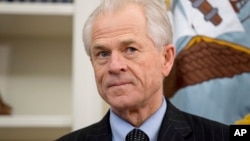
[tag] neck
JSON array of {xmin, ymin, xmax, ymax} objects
[{"xmin": 112, "ymin": 94, "xmax": 163, "ymax": 127}]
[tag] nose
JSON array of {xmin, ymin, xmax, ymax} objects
[{"xmin": 108, "ymin": 52, "xmax": 127, "ymax": 74}]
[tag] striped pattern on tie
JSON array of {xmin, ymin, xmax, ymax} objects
[{"xmin": 126, "ymin": 128, "xmax": 150, "ymax": 141}]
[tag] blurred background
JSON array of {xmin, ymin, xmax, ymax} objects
[
  {"xmin": 0, "ymin": 0, "xmax": 105, "ymax": 140},
  {"xmin": 163, "ymin": 0, "xmax": 250, "ymax": 126}
]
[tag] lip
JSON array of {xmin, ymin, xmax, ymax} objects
[{"xmin": 107, "ymin": 82, "xmax": 131, "ymax": 88}]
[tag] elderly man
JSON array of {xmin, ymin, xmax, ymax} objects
[{"xmin": 57, "ymin": 0, "xmax": 229, "ymax": 140}]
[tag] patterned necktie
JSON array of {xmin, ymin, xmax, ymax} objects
[{"xmin": 125, "ymin": 128, "xmax": 150, "ymax": 141}]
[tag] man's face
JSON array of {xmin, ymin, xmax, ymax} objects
[{"xmin": 90, "ymin": 4, "xmax": 172, "ymax": 112}]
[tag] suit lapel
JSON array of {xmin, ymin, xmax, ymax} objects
[
  {"xmin": 86, "ymin": 111, "xmax": 112, "ymax": 141},
  {"xmin": 158, "ymin": 99, "xmax": 192, "ymax": 141}
]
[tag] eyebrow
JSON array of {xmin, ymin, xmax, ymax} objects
[
  {"xmin": 91, "ymin": 38, "xmax": 138, "ymax": 53},
  {"xmin": 91, "ymin": 45, "xmax": 108, "ymax": 54},
  {"xmin": 120, "ymin": 39, "xmax": 136, "ymax": 46}
]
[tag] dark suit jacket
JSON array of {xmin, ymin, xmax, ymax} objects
[{"xmin": 57, "ymin": 98, "xmax": 229, "ymax": 141}]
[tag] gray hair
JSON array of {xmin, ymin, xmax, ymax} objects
[{"xmin": 83, "ymin": 0, "xmax": 173, "ymax": 56}]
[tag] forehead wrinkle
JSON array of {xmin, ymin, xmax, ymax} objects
[{"xmin": 92, "ymin": 24, "xmax": 140, "ymax": 40}]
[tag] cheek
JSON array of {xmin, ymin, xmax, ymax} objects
[
  {"xmin": 93, "ymin": 69, "xmax": 108, "ymax": 101},
  {"xmin": 144, "ymin": 54, "xmax": 162, "ymax": 73},
  {"xmin": 93, "ymin": 65, "xmax": 106, "ymax": 88},
  {"xmin": 143, "ymin": 57, "xmax": 163, "ymax": 83},
  {"xmin": 93, "ymin": 62, "xmax": 105, "ymax": 77}
]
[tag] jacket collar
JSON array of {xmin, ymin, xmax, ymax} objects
[
  {"xmin": 88, "ymin": 98, "xmax": 192, "ymax": 141},
  {"xmin": 157, "ymin": 98, "xmax": 192, "ymax": 140},
  {"xmin": 85, "ymin": 111, "xmax": 112, "ymax": 141}
]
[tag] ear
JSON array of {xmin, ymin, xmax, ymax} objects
[{"xmin": 161, "ymin": 44, "xmax": 175, "ymax": 76}]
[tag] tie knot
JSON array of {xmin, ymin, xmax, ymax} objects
[{"xmin": 126, "ymin": 128, "xmax": 150, "ymax": 141}]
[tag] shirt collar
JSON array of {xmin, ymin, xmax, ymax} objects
[{"xmin": 110, "ymin": 97, "xmax": 167, "ymax": 141}]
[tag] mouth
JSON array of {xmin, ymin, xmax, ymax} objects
[{"xmin": 107, "ymin": 82, "xmax": 132, "ymax": 88}]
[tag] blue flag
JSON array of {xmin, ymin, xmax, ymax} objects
[{"xmin": 163, "ymin": 0, "xmax": 250, "ymax": 124}]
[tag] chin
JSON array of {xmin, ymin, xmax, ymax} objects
[{"xmin": 110, "ymin": 100, "xmax": 140, "ymax": 112}]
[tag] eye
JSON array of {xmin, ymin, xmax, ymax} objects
[
  {"xmin": 127, "ymin": 47, "xmax": 137, "ymax": 53},
  {"xmin": 97, "ymin": 51, "xmax": 110, "ymax": 58}
]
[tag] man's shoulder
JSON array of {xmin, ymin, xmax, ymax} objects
[
  {"xmin": 181, "ymin": 110, "xmax": 229, "ymax": 139},
  {"xmin": 167, "ymin": 98, "xmax": 229, "ymax": 129},
  {"xmin": 56, "ymin": 112, "xmax": 111, "ymax": 141},
  {"xmin": 165, "ymin": 99, "xmax": 229, "ymax": 140},
  {"xmin": 56, "ymin": 122, "xmax": 102, "ymax": 141},
  {"xmin": 182, "ymin": 110, "xmax": 229, "ymax": 128}
]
